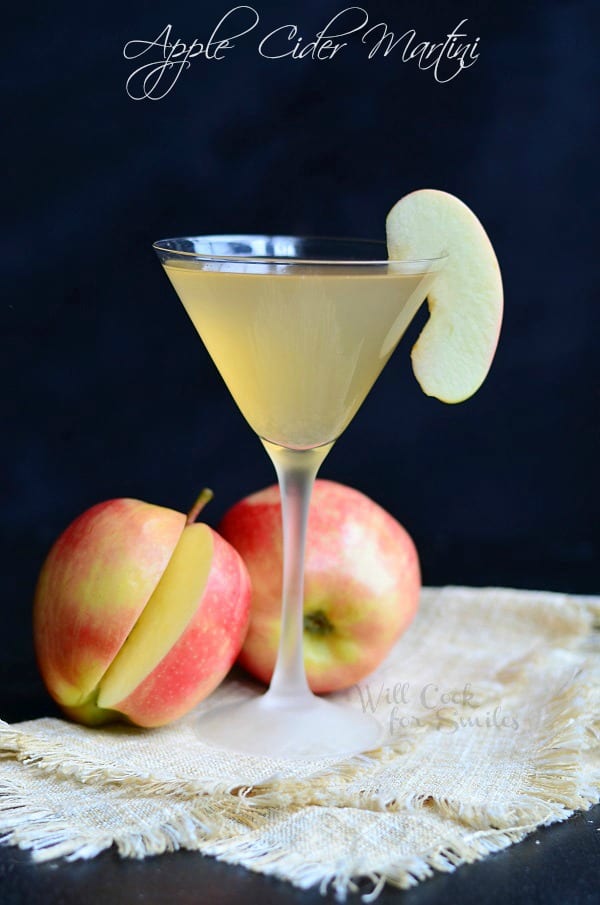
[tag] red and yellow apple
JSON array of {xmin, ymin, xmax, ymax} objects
[
  {"xmin": 219, "ymin": 480, "xmax": 420, "ymax": 693},
  {"xmin": 33, "ymin": 492, "xmax": 251, "ymax": 727}
]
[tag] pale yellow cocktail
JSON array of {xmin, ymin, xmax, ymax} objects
[{"xmin": 164, "ymin": 262, "xmax": 437, "ymax": 450}]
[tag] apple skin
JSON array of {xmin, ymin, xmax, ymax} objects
[
  {"xmin": 219, "ymin": 480, "xmax": 420, "ymax": 694},
  {"xmin": 33, "ymin": 498, "xmax": 186, "ymax": 713},
  {"xmin": 33, "ymin": 497, "xmax": 252, "ymax": 728}
]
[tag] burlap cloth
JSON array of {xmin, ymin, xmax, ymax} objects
[{"xmin": 1, "ymin": 586, "xmax": 599, "ymax": 899}]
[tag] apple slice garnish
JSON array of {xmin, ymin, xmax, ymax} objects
[{"xmin": 386, "ymin": 189, "xmax": 503, "ymax": 403}]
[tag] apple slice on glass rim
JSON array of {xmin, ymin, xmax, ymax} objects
[{"xmin": 386, "ymin": 189, "xmax": 504, "ymax": 403}]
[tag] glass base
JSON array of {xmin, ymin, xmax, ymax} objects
[{"xmin": 196, "ymin": 691, "xmax": 383, "ymax": 760}]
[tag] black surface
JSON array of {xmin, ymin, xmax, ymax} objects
[
  {"xmin": 3, "ymin": 804, "xmax": 597, "ymax": 905},
  {"xmin": 1, "ymin": 804, "xmax": 600, "ymax": 905}
]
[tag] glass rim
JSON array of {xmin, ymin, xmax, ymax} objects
[{"xmin": 152, "ymin": 234, "xmax": 449, "ymax": 268}]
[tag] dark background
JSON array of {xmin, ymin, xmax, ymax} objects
[{"xmin": 3, "ymin": 0, "xmax": 598, "ymax": 700}]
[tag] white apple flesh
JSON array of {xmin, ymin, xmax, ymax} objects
[{"xmin": 386, "ymin": 189, "xmax": 503, "ymax": 403}]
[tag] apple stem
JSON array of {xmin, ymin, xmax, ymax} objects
[{"xmin": 186, "ymin": 488, "xmax": 214, "ymax": 525}]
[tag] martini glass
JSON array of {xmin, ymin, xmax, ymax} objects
[{"xmin": 153, "ymin": 235, "xmax": 446, "ymax": 759}]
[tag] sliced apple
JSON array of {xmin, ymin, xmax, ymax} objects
[
  {"xmin": 92, "ymin": 523, "xmax": 250, "ymax": 728},
  {"xmin": 33, "ymin": 499, "xmax": 186, "ymax": 709},
  {"xmin": 386, "ymin": 189, "xmax": 503, "ymax": 403}
]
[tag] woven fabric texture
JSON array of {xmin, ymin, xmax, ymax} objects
[{"xmin": 1, "ymin": 586, "xmax": 598, "ymax": 899}]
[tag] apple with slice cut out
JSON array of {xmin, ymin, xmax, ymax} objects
[
  {"xmin": 33, "ymin": 491, "xmax": 251, "ymax": 727},
  {"xmin": 387, "ymin": 189, "xmax": 503, "ymax": 403}
]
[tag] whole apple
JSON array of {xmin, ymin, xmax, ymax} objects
[
  {"xmin": 33, "ymin": 492, "xmax": 251, "ymax": 728},
  {"xmin": 219, "ymin": 480, "xmax": 420, "ymax": 693}
]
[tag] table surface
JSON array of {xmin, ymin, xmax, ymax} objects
[{"xmin": 1, "ymin": 662, "xmax": 598, "ymax": 905}]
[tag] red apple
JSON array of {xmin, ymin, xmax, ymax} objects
[
  {"xmin": 33, "ymin": 491, "xmax": 251, "ymax": 727},
  {"xmin": 219, "ymin": 480, "xmax": 420, "ymax": 693}
]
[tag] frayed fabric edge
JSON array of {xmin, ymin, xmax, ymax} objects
[
  {"xmin": 0, "ymin": 586, "xmax": 598, "ymax": 900},
  {"xmin": 0, "ymin": 777, "xmax": 582, "ymax": 903},
  {"xmin": 198, "ymin": 810, "xmax": 575, "ymax": 902}
]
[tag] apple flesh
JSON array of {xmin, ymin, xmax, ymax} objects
[
  {"xmin": 34, "ymin": 494, "xmax": 251, "ymax": 728},
  {"xmin": 219, "ymin": 480, "xmax": 420, "ymax": 694},
  {"xmin": 386, "ymin": 189, "xmax": 503, "ymax": 403}
]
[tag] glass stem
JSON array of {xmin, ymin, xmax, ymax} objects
[{"xmin": 262, "ymin": 440, "xmax": 333, "ymax": 702}]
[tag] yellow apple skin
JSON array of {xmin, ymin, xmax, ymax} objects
[
  {"xmin": 219, "ymin": 480, "xmax": 421, "ymax": 694},
  {"xmin": 33, "ymin": 499, "xmax": 185, "ymax": 712}
]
